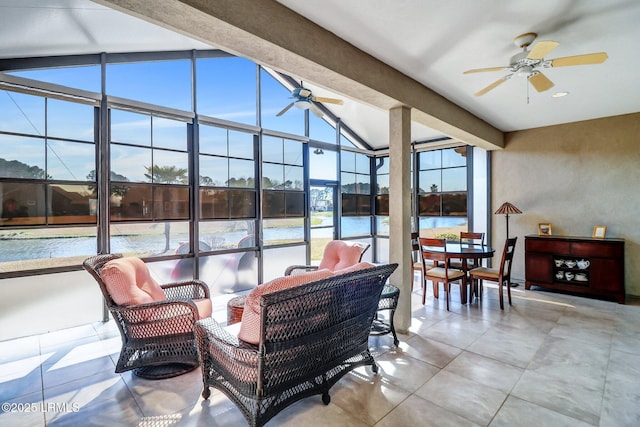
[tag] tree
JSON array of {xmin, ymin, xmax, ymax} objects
[
  {"xmin": 0, "ymin": 158, "xmax": 50, "ymax": 179},
  {"xmin": 144, "ymin": 165, "xmax": 188, "ymax": 184}
]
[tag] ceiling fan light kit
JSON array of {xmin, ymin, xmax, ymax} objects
[
  {"xmin": 464, "ymin": 32, "xmax": 608, "ymax": 97},
  {"xmin": 276, "ymin": 86, "xmax": 344, "ymax": 118}
]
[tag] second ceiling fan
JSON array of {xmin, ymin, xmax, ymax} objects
[
  {"xmin": 277, "ymin": 87, "xmax": 343, "ymax": 118},
  {"xmin": 464, "ymin": 32, "xmax": 608, "ymax": 96}
]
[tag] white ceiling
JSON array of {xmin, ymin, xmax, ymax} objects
[{"xmin": 2, "ymin": 0, "xmax": 639, "ymax": 148}]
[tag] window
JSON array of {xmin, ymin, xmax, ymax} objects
[
  {"xmin": 0, "ymin": 91, "xmax": 97, "ymax": 271},
  {"xmin": 261, "ymin": 135, "xmax": 304, "ymax": 219},
  {"xmin": 417, "ymin": 147, "xmax": 468, "ymax": 239},
  {"xmin": 341, "ymin": 150, "xmax": 371, "ymax": 237}
]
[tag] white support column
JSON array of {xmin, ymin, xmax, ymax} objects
[{"xmin": 388, "ymin": 106, "xmax": 412, "ymax": 333}]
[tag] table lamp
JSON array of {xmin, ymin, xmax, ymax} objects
[{"xmin": 495, "ymin": 202, "xmax": 522, "ymax": 239}]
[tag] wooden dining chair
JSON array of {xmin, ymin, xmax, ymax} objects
[
  {"xmin": 411, "ymin": 232, "xmax": 422, "ymax": 290},
  {"xmin": 419, "ymin": 237, "xmax": 466, "ymax": 310},
  {"xmin": 468, "ymin": 237, "xmax": 517, "ymax": 310},
  {"xmin": 449, "ymin": 231, "xmax": 485, "ymax": 269}
]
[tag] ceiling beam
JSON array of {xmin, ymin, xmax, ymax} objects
[{"xmin": 96, "ymin": 0, "xmax": 504, "ymax": 150}]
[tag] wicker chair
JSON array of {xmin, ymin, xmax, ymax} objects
[
  {"xmin": 284, "ymin": 240, "xmax": 370, "ymax": 276},
  {"xmin": 83, "ymin": 253, "xmax": 211, "ymax": 379},
  {"xmin": 195, "ymin": 263, "xmax": 398, "ymax": 427}
]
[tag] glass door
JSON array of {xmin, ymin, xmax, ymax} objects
[{"xmin": 309, "ymin": 183, "xmax": 337, "ymax": 263}]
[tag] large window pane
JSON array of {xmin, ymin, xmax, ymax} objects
[
  {"xmin": 355, "ymin": 153, "xmax": 370, "ymax": 174},
  {"xmin": 262, "ymin": 135, "xmax": 283, "ymax": 163},
  {"xmin": 111, "ymin": 184, "xmax": 152, "ymax": 221},
  {"xmin": 199, "ymin": 155, "xmax": 228, "ymax": 186},
  {"xmin": 47, "ymin": 99, "xmax": 94, "ymax": 141},
  {"xmin": 262, "ymin": 245, "xmax": 306, "ymax": 281},
  {"xmin": 442, "ymin": 168, "xmax": 467, "ymax": 192},
  {"xmin": 110, "ymin": 109, "xmax": 151, "ymax": 146},
  {"xmin": 196, "ymin": 57, "xmax": 257, "ymax": 126},
  {"xmin": 1, "ymin": 182, "xmax": 45, "ymax": 224},
  {"xmin": 419, "ymin": 194, "xmax": 441, "ymax": 216},
  {"xmin": 309, "ymin": 114, "xmax": 337, "ymax": 143},
  {"xmin": 419, "ymin": 170, "xmax": 441, "ymax": 193},
  {"xmin": 110, "ymin": 145, "xmax": 152, "ymax": 182},
  {"xmin": 0, "ymin": 91, "xmax": 45, "ymax": 135},
  {"xmin": 110, "ymin": 221, "xmax": 190, "ymax": 257},
  {"xmin": 260, "ymin": 69, "xmax": 304, "ymax": 135},
  {"xmin": 228, "ymin": 130, "xmax": 255, "ymax": 160},
  {"xmin": 420, "ymin": 150, "xmax": 441, "ymax": 170},
  {"xmin": 153, "ymin": 186, "xmax": 189, "ymax": 220},
  {"xmin": 228, "ymin": 159, "xmax": 254, "ymax": 187},
  {"xmin": 0, "ymin": 226, "xmax": 97, "ymax": 271},
  {"xmin": 199, "ymin": 220, "xmax": 256, "ymax": 250},
  {"xmin": 442, "ymin": 147, "xmax": 467, "ymax": 167},
  {"xmin": 152, "ymin": 117, "xmax": 186, "ymax": 151},
  {"xmin": 263, "ymin": 163, "xmax": 283, "ymax": 189},
  {"xmin": 283, "ymin": 165, "xmax": 303, "ymax": 190},
  {"xmin": 341, "ymin": 216, "xmax": 370, "ymax": 237},
  {"xmin": 310, "ymin": 147, "xmax": 337, "ymax": 180},
  {"xmin": 200, "ymin": 189, "xmax": 229, "ymax": 219},
  {"xmin": 151, "ymin": 150, "xmax": 189, "ymax": 183},
  {"xmin": 283, "ymin": 139, "xmax": 303, "ymax": 165},
  {"xmin": 262, "ymin": 218, "xmax": 304, "ymax": 245},
  {"xmin": 0, "ymin": 135, "xmax": 46, "ymax": 178},
  {"xmin": 199, "ymin": 252, "xmax": 258, "ymax": 296},
  {"xmin": 442, "ymin": 192, "xmax": 467, "ymax": 216},
  {"xmin": 107, "ymin": 60, "xmax": 191, "ymax": 111},
  {"xmin": 47, "ymin": 140, "xmax": 95, "ymax": 181},
  {"xmin": 199, "ymin": 125, "xmax": 227, "ymax": 155},
  {"xmin": 49, "ymin": 184, "xmax": 97, "ymax": 224}
]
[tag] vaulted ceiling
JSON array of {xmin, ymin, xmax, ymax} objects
[{"xmin": 2, "ymin": 0, "xmax": 638, "ymax": 150}]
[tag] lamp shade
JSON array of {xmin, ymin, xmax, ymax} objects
[{"xmin": 495, "ymin": 202, "xmax": 522, "ymax": 215}]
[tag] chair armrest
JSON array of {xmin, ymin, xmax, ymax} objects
[
  {"xmin": 161, "ymin": 279, "xmax": 210, "ymax": 300},
  {"xmin": 284, "ymin": 265, "xmax": 319, "ymax": 276},
  {"xmin": 112, "ymin": 299, "xmax": 200, "ymax": 337},
  {"xmin": 195, "ymin": 318, "xmax": 260, "ymax": 379}
]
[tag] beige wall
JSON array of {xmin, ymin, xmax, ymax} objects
[{"xmin": 492, "ymin": 112, "xmax": 640, "ymax": 297}]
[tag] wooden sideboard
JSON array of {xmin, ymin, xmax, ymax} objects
[{"xmin": 524, "ymin": 235, "xmax": 625, "ymax": 303}]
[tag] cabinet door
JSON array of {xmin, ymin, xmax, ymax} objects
[
  {"xmin": 589, "ymin": 258, "xmax": 624, "ymax": 292},
  {"xmin": 525, "ymin": 252, "xmax": 553, "ymax": 283}
]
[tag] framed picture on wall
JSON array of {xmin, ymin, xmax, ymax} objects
[
  {"xmin": 592, "ymin": 225, "xmax": 607, "ymax": 238},
  {"xmin": 538, "ymin": 223, "xmax": 552, "ymax": 236}
]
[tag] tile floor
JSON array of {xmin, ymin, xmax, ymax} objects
[{"xmin": 1, "ymin": 281, "xmax": 640, "ymax": 427}]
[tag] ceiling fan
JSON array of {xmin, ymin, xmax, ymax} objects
[
  {"xmin": 276, "ymin": 87, "xmax": 343, "ymax": 118},
  {"xmin": 463, "ymin": 32, "xmax": 608, "ymax": 97}
]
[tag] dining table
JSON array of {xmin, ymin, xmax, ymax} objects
[{"xmin": 420, "ymin": 241, "xmax": 495, "ymax": 304}]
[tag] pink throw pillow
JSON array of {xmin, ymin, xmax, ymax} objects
[
  {"xmin": 238, "ymin": 269, "xmax": 333, "ymax": 344},
  {"xmin": 102, "ymin": 257, "xmax": 166, "ymax": 306}
]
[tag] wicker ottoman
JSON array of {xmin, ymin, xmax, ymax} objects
[{"xmin": 227, "ymin": 295, "xmax": 246, "ymax": 325}]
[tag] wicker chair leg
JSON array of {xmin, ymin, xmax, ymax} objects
[
  {"xmin": 202, "ymin": 386, "xmax": 211, "ymax": 400},
  {"xmin": 322, "ymin": 391, "xmax": 331, "ymax": 405}
]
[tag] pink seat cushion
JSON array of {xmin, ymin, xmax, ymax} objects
[
  {"xmin": 102, "ymin": 257, "xmax": 166, "ymax": 306},
  {"xmin": 318, "ymin": 240, "xmax": 365, "ymax": 271},
  {"xmin": 193, "ymin": 298, "xmax": 213, "ymax": 319},
  {"xmin": 238, "ymin": 269, "xmax": 333, "ymax": 344}
]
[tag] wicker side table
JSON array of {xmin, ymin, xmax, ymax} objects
[
  {"xmin": 227, "ymin": 295, "xmax": 247, "ymax": 325},
  {"xmin": 370, "ymin": 284, "xmax": 400, "ymax": 346}
]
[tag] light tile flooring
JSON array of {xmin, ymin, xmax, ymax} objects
[{"xmin": 2, "ymin": 282, "xmax": 640, "ymax": 427}]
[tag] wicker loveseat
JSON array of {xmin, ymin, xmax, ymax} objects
[{"xmin": 195, "ymin": 262, "xmax": 398, "ymax": 427}]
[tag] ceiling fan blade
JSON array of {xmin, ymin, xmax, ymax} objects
[
  {"xmin": 527, "ymin": 40, "xmax": 559, "ymax": 60},
  {"xmin": 474, "ymin": 76, "xmax": 509, "ymax": 96},
  {"xmin": 550, "ymin": 52, "xmax": 608, "ymax": 67},
  {"xmin": 463, "ymin": 66, "xmax": 509, "ymax": 74},
  {"xmin": 313, "ymin": 96, "xmax": 344, "ymax": 105},
  {"xmin": 528, "ymin": 71, "xmax": 555, "ymax": 92},
  {"xmin": 309, "ymin": 102, "xmax": 324, "ymax": 118},
  {"xmin": 276, "ymin": 102, "xmax": 295, "ymax": 116}
]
